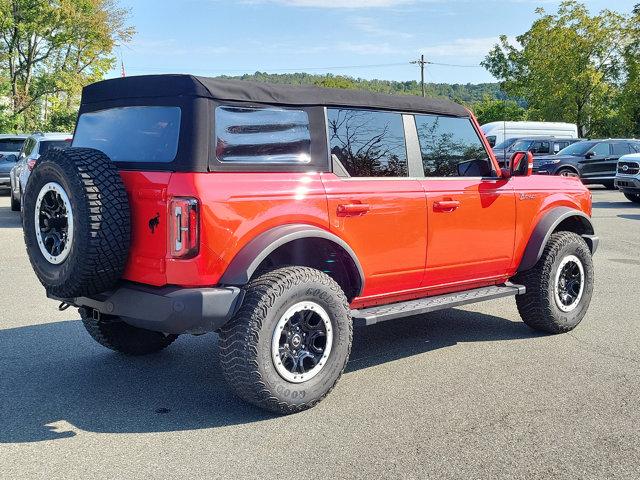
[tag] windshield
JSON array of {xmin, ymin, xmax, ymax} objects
[
  {"xmin": 0, "ymin": 139, "xmax": 25, "ymax": 152},
  {"xmin": 510, "ymin": 140, "xmax": 534, "ymax": 151},
  {"xmin": 557, "ymin": 141, "xmax": 596, "ymax": 156},
  {"xmin": 493, "ymin": 138, "xmax": 518, "ymax": 150}
]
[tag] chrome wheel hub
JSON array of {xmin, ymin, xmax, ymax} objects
[
  {"xmin": 554, "ymin": 255, "xmax": 584, "ymax": 312},
  {"xmin": 271, "ymin": 301, "xmax": 333, "ymax": 383},
  {"xmin": 35, "ymin": 182, "xmax": 74, "ymax": 264}
]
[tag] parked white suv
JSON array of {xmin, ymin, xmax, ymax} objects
[
  {"xmin": 615, "ymin": 153, "xmax": 640, "ymax": 203},
  {"xmin": 10, "ymin": 132, "xmax": 71, "ymax": 211}
]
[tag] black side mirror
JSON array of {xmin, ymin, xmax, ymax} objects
[{"xmin": 584, "ymin": 151, "xmax": 595, "ymax": 159}]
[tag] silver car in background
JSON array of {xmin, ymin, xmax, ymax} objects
[
  {"xmin": 0, "ymin": 134, "xmax": 28, "ymax": 193},
  {"xmin": 615, "ymin": 153, "xmax": 640, "ymax": 204},
  {"xmin": 10, "ymin": 132, "xmax": 72, "ymax": 211}
]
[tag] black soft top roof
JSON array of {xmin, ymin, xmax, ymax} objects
[{"xmin": 81, "ymin": 74, "xmax": 469, "ymax": 117}]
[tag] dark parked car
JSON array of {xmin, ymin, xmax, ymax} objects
[
  {"xmin": 494, "ymin": 137, "xmax": 580, "ymax": 166},
  {"xmin": 533, "ymin": 139, "xmax": 640, "ymax": 188}
]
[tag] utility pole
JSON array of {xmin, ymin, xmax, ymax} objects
[{"xmin": 410, "ymin": 54, "xmax": 426, "ymax": 97}]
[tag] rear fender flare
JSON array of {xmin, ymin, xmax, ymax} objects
[
  {"xmin": 517, "ymin": 207, "xmax": 596, "ymax": 272},
  {"xmin": 219, "ymin": 224, "xmax": 365, "ymax": 296}
]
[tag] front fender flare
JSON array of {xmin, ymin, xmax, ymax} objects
[
  {"xmin": 517, "ymin": 207, "xmax": 596, "ymax": 272},
  {"xmin": 219, "ymin": 224, "xmax": 365, "ymax": 295}
]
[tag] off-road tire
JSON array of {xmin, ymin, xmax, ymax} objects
[
  {"xmin": 10, "ymin": 185, "xmax": 20, "ymax": 211},
  {"xmin": 513, "ymin": 232, "xmax": 594, "ymax": 334},
  {"xmin": 80, "ymin": 307, "xmax": 178, "ymax": 355},
  {"xmin": 624, "ymin": 192, "xmax": 640, "ymax": 204},
  {"xmin": 218, "ymin": 267, "xmax": 353, "ymax": 414},
  {"xmin": 23, "ymin": 148, "xmax": 130, "ymax": 298}
]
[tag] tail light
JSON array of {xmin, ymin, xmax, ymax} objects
[
  {"xmin": 169, "ymin": 197, "xmax": 199, "ymax": 258},
  {"xmin": 27, "ymin": 159, "xmax": 37, "ymax": 171}
]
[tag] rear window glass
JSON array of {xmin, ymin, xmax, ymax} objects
[
  {"xmin": 215, "ymin": 106, "xmax": 311, "ymax": 164},
  {"xmin": 73, "ymin": 106, "xmax": 181, "ymax": 163},
  {"xmin": 0, "ymin": 139, "xmax": 25, "ymax": 152},
  {"xmin": 39, "ymin": 140, "xmax": 71, "ymax": 156}
]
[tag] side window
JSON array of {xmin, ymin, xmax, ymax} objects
[
  {"xmin": 535, "ymin": 141, "xmax": 550, "ymax": 154},
  {"xmin": 20, "ymin": 138, "xmax": 34, "ymax": 158},
  {"xmin": 327, "ymin": 108, "xmax": 408, "ymax": 177},
  {"xmin": 589, "ymin": 142, "xmax": 611, "ymax": 157},
  {"xmin": 415, "ymin": 114, "xmax": 492, "ymax": 177},
  {"xmin": 215, "ymin": 105, "xmax": 311, "ymax": 164},
  {"xmin": 612, "ymin": 143, "xmax": 632, "ymax": 156}
]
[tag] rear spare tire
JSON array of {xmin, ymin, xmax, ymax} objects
[{"xmin": 23, "ymin": 147, "xmax": 130, "ymax": 298}]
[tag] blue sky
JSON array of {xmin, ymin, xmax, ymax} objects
[{"xmin": 113, "ymin": 0, "xmax": 638, "ymax": 84}]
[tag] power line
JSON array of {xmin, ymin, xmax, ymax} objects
[
  {"xmin": 122, "ymin": 62, "xmax": 411, "ymax": 75},
  {"xmin": 427, "ymin": 61, "xmax": 483, "ymax": 68}
]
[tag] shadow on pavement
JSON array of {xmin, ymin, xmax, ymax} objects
[
  {"xmin": 618, "ymin": 214, "xmax": 640, "ymax": 221},
  {"xmin": 592, "ymin": 201, "xmax": 637, "ymax": 210},
  {"xmin": 0, "ymin": 308, "xmax": 539, "ymax": 443},
  {"xmin": 0, "ymin": 204, "xmax": 21, "ymax": 228}
]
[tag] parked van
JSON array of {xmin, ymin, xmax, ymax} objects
[{"xmin": 482, "ymin": 121, "xmax": 578, "ymax": 147}]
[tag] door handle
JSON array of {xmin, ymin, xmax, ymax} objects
[
  {"xmin": 433, "ymin": 200, "xmax": 461, "ymax": 212},
  {"xmin": 337, "ymin": 203, "xmax": 370, "ymax": 216}
]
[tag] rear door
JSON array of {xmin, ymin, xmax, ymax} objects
[
  {"xmin": 322, "ymin": 108, "xmax": 427, "ymax": 299},
  {"xmin": 609, "ymin": 143, "xmax": 635, "ymax": 176},
  {"xmin": 411, "ymin": 114, "xmax": 516, "ymax": 288}
]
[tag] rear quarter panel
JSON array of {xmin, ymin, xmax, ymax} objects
[{"xmin": 166, "ymin": 172, "xmax": 330, "ymax": 287}]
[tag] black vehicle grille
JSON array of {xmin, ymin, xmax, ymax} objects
[{"xmin": 618, "ymin": 161, "xmax": 640, "ymax": 175}]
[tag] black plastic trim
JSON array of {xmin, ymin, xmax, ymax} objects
[
  {"xmin": 219, "ymin": 224, "xmax": 365, "ymax": 295},
  {"xmin": 518, "ymin": 207, "xmax": 596, "ymax": 272},
  {"xmin": 50, "ymin": 282, "xmax": 244, "ymax": 334}
]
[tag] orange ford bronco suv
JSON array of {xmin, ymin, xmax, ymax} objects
[{"xmin": 22, "ymin": 75, "xmax": 598, "ymax": 413}]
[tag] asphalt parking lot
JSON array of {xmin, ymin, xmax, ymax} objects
[{"xmin": 0, "ymin": 188, "xmax": 638, "ymax": 480}]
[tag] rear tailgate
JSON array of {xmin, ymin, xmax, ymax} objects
[{"xmin": 119, "ymin": 171, "xmax": 171, "ymax": 286}]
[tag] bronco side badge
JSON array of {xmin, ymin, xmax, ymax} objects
[{"xmin": 149, "ymin": 213, "xmax": 160, "ymax": 234}]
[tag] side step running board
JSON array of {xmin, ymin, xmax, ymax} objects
[{"xmin": 351, "ymin": 283, "xmax": 526, "ymax": 327}]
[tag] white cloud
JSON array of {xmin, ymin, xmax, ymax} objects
[
  {"xmin": 419, "ymin": 36, "xmax": 517, "ymax": 58},
  {"xmin": 338, "ymin": 41, "xmax": 399, "ymax": 55},
  {"xmin": 350, "ymin": 16, "xmax": 413, "ymax": 38}
]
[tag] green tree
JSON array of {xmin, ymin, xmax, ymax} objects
[
  {"xmin": 482, "ymin": 1, "xmax": 630, "ymax": 137},
  {"xmin": 314, "ymin": 75, "xmax": 358, "ymax": 90},
  {"xmin": 0, "ymin": 0, "xmax": 134, "ymax": 132},
  {"xmin": 471, "ymin": 96, "xmax": 526, "ymax": 125},
  {"xmin": 617, "ymin": 4, "xmax": 640, "ymax": 137}
]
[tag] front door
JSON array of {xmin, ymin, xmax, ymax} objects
[
  {"xmin": 579, "ymin": 142, "xmax": 614, "ymax": 181},
  {"xmin": 411, "ymin": 114, "xmax": 516, "ymax": 289}
]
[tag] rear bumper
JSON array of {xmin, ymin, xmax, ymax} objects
[{"xmin": 51, "ymin": 282, "xmax": 244, "ymax": 334}]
